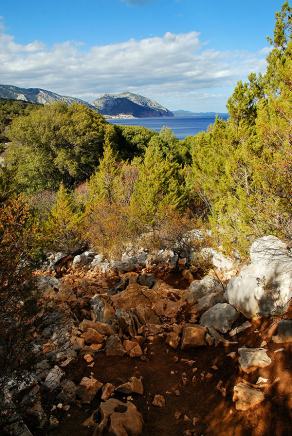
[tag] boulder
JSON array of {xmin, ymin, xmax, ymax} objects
[
  {"xmin": 233, "ymin": 382, "xmax": 265, "ymax": 411},
  {"xmin": 196, "ymin": 292, "xmax": 226, "ymax": 312},
  {"xmin": 238, "ymin": 348, "xmax": 272, "ymax": 373},
  {"xmin": 200, "ymin": 248, "xmax": 235, "ymax": 272},
  {"xmin": 181, "ymin": 325, "xmax": 207, "ymax": 349},
  {"xmin": 200, "ymin": 303, "xmax": 239, "ymax": 333},
  {"xmin": 188, "ymin": 276, "xmax": 223, "ymax": 301},
  {"xmin": 95, "ymin": 398, "xmax": 143, "ymax": 436},
  {"xmin": 187, "ymin": 275, "xmax": 226, "ymax": 311},
  {"xmin": 226, "ymin": 236, "xmax": 292, "ymax": 318}
]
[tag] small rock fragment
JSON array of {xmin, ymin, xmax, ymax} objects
[
  {"xmin": 152, "ymin": 394, "xmax": 166, "ymax": 408},
  {"xmin": 77, "ymin": 377, "xmax": 103, "ymax": 404},
  {"xmin": 106, "ymin": 335, "xmax": 126, "ymax": 357},
  {"xmin": 101, "ymin": 383, "xmax": 115, "ymax": 401},
  {"xmin": 116, "ymin": 377, "xmax": 144, "ymax": 395},
  {"xmin": 233, "ymin": 382, "xmax": 265, "ymax": 411},
  {"xmin": 181, "ymin": 325, "xmax": 207, "ymax": 349},
  {"xmin": 238, "ymin": 348, "xmax": 271, "ymax": 373},
  {"xmin": 44, "ymin": 366, "xmax": 65, "ymax": 391}
]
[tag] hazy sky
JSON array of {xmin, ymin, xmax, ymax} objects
[{"xmin": 0, "ymin": 0, "xmax": 284, "ymax": 111}]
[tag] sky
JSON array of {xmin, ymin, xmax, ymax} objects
[{"xmin": 0, "ymin": 0, "xmax": 284, "ymax": 112}]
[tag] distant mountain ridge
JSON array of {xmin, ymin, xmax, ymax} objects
[
  {"xmin": 93, "ymin": 92, "xmax": 174, "ymax": 118},
  {"xmin": 0, "ymin": 85, "xmax": 225, "ymax": 119},
  {"xmin": 0, "ymin": 84, "xmax": 96, "ymax": 110},
  {"xmin": 173, "ymin": 110, "xmax": 228, "ymax": 118}
]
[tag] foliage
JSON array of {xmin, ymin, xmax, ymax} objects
[
  {"xmin": 130, "ymin": 142, "xmax": 187, "ymax": 226},
  {"xmin": 0, "ymin": 98, "xmax": 38, "ymax": 145},
  {"xmin": 0, "ymin": 196, "xmax": 39, "ymax": 368},
  {"xmin": 43, "ymin": 183, "xmax": 84, "ymax": 253},
  {"xmin": 5, "ymin": 102, "xmax": 107, "ymax": 192}
]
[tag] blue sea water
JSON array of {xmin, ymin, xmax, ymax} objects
[{"xmin": 108, "ymin": 115, "xmax": 229, "ymax": 140}]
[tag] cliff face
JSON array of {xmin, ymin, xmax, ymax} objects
[
  {"xmin": 93, "ymin": 92, "xmax": 174, "ymax": 117},
  {"xmin": 0, "ymin": 84, "xmax": 96, "ymax": 110}
]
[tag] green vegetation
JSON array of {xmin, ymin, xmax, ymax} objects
[{"xmin": 0, "ymin": 2, "xmax": 291, "ymax": 258}]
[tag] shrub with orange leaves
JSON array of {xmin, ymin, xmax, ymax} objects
[{"xmin": 0, "ymin": 195, "xmax": 39, "ymax": 369}]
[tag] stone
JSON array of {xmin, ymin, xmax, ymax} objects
[
  {"xmin": 83, "ymin": 354, "xmax": 94, "ymax": 363},
  {"xmin": 146, "ymin": 249, "xmax": 178, "ymax": 269},
  {"xmin": 79, "ymin": 319, "xmax": 114, "ymax": 336},
  {"xmin": 71, "ymin": 336, "xmax": 85, "ymax": 350},
  {"xmin": 72, "ymin": 251, "xmax": 95, "ymax": 268},
  {"xmin": 37, "ymin": 275, "xmax": 60, "ymax": 292},
  {"xmin": 81, "ymin": 328, "xmax": 104, "ymax": 345},
  {"xmin": 77, "ymin": 377, "xmax": 103, "ymax": 404},
  {"xmin": 58, "ymin": 380, "xmax": 77, "ymax": 403},
  {"xmin": 200, "ymin": 248, "xmax": 235, "ymax": 272},
  {"xmin": 187, "ymin": 275, "xmax": 223, "ymax": 302},
  {"xmin": 166, "ymin": 331, "xmax": 181, "ymax": 349},
  {"xmin": 116, "ymin": 377, "xmax": 144, "ymax": 395},
  {"xmin": 229, "ymin": 321, "xmax": 252, "ymax": 337},
  {"xmin": 89, "ymin": 343, "xmax": 103, "ymax": 351},
  {"xmin": 96, "ymin": 398, "xmax": 143, "ymax": 435},
  {"xmin": 101, "ymin": 383, "xmax": 115, "ymax": 401},
  {"xmin": 137, "ymin": 273, "xmax": 156, "ymax": 288},
  {"xmin": 49, "ymin": 416, "xmax": 60, "ymax": 428},
  {"xmin": 91, "ymin": 294, "xmax": 116, "ymax": 323},
  {"xmin": 123, "ymin": 340, "xmax": 143, "ymax": 357},
  {"xmin": 196, "ymin": 292, "xmax": 226, "ymax": 312},
  {"xmin": 44, "ymin": 366, "xmax": 65, "ymax": 391},
  {"xmin": 238, "ymin": 348, "xmax": 272, "ymax": 373},
  {"xmin": 200, "ymin": 303, "xmax": 239, "ymax": 333},
  {"xmin": 152, "ymin": 394, "xmax": 166, "ymax": 408},
  {"xmin": 233, "ymin": 382, "xmax": 265, "ymax": 411},
  {"xmin": 181, "ymin": 325, "xmax": 207, "ymax": 349},
  {"xmin": 272, "ymin": 319, "xmax": 292, "ymax": 343},
  {"xmin": 106, "ymin": 335, "xmax": 126, "ymax": 357},
  {"xmin": 227, "ymin": 236, "xmax": 292, "ymax": 318}
]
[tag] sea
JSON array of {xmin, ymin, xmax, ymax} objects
[{"xmin": 108, "ymin": 114, "xmax": 229, "ymax": 140}]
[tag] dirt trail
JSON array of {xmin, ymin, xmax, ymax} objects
[{"xmin": 48, "ymin": 323, "xmax": 291, "ymax": 436}]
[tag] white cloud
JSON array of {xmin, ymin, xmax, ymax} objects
[{"xmin": 0, "ymin": 25, "xmax": 268, "ymax": 111}]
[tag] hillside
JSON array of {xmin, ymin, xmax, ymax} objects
[
  {"xmin": 93, "ymin": 92, "xmax": 174, "ymax": 118},
  {"xmin": 0, "ymin": 84, "xmax": 96, "ymax": 110}
]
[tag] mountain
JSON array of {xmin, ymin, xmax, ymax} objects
[
  {"xmin": 93, "ymin": 92, "xmax": 174, "ymax": 118},
  {"xmin": 0, "ymin": 84, "xmax": 96, "ymax": 110},
  {"xmin": 173, "ymin": 110, "xmax": 228, "ymax": 118}
]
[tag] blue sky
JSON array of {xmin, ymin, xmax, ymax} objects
[{"xmin": 0, "ymin": 0, "xmax": 284, "ymax": 111}]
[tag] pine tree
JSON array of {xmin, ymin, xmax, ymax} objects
[
  {"xmin": 130, "ymin": 143, "xmax": 186, "ymax": 226},
  {"xmin": 44, "ymin": 183, "xmax": 82, "ymax": 252},
  {"xmin": 87, "ymin": 143, "xmax": 119, "ymax": 205}
]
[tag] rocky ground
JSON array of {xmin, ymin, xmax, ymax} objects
[{"xmin": 0, "ymin": 235, "xmax": 291, "ymax": 436}]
